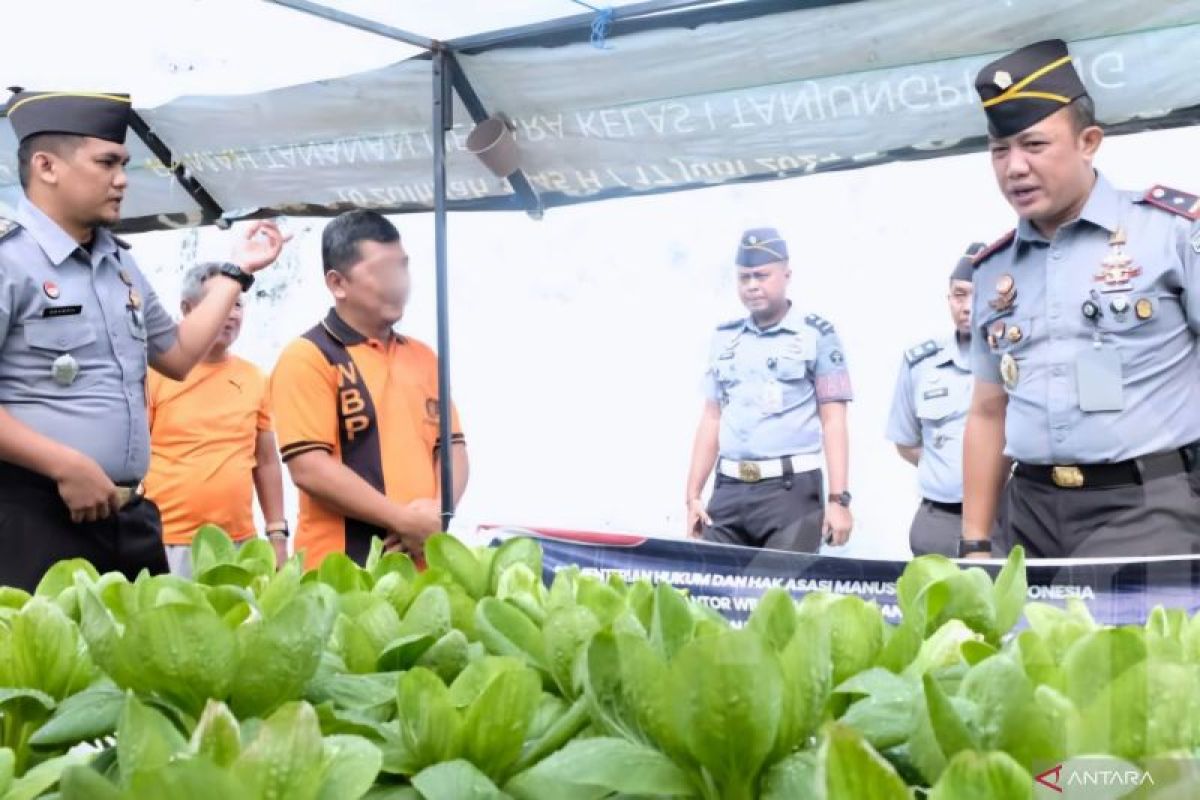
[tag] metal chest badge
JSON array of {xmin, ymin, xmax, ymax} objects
[
  {"xmin": 989, "ymin": 274, "xmax": 1017, "ymax": 312},
  {"xmin": 51, "ymin": 353, "xmax": 79, "ymax": 386},
  {"xmin": 1094, "ymin": 227, "xmax": 1141, "ymax": 292},
  {"xmin": 1000, "ymin": 353, "xmax": 1019, "ymax": 390}
]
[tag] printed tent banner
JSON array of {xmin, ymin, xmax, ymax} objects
[
  {"xmin": 2, "ymin": 0, "xmax": 1199, "ymax": 232},
  {"xmin": 486, "ymin": 526, "xmax": 1200, "ymax": 627}
]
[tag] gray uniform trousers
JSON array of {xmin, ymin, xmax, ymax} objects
[
  {"xmin": 702, "ymin": 467, "xmax": 825, "ymax": 552},
  {"xmin": 1006, "ymin": 446, "xmax": 1200, "ymax": 558},
  {"xmin": 910, "ymin": 489, "xmax": 1008, "ymax": 558},
  {"xmin": 909, "ymin": 500, "xmax": 964, "ymax": 557}
]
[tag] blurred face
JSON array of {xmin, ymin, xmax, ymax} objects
[
  {"xmin": 33, "ymin": 137, "xmax": 129, "ymax": 228},
  {"xmin": 736, "ymin": 261, "xmax": 790, "ymax": 318},
  {"xmin": 988, "ymin": 107, "xmax": 1102, "ymax": 234},
  {"xmin": 327, "ymin": 240, "xmax": 410, "ymax": 328},
  {"xmin": 182, "ymin": 280, "xmax": 243, "ymax": 352},
  {"xmin": 948, "ymin": 279, "xmax": 973, "ymax": 336}
]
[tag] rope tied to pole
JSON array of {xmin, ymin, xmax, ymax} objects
[{"xmin": 567, "ymin": 0, "xmax": 615, "ymax": 49}]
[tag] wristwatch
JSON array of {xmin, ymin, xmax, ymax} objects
[
  {"xmin": 827, "ymin": 491, "xmax": 852, "ymax": 508},
  {"xmin": 957, "ymin": 538, "xmax": 992, "ymax": 557},
  {"xmin": 265, "ymin": 520, "xmax": 289, "ymax": 539},
  {"xmin": 217, "ymin": 262, "xmax": 255, "ymax": 292}
]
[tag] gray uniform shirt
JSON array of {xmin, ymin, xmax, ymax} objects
[
  {"xmin": 705, "ymin": 303, "xmax": 853, "ymax": 460},
  {"xmin": 886, "ymin": 334, "xmax": 972, "ymax": 503},
  {"xmin": 971, "ymin": 173, "xmax": 1200, "ymax": 464},
  {"xmin": 0, "ymin": 197, "xmax": 178, "ymax": 483}
]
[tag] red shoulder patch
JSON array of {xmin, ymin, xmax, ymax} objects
[
  {"xmin": 972, "ymin": 229, "xmax": 1016, "ymax": 267},
  {"xmin": 1142, "ymin": 185, "xmax": 1200, "ymax": 221}
]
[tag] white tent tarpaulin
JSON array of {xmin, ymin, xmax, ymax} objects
[{"xmin": 2, "ymin": 0, "xmax": 1199, "ymax": 232}]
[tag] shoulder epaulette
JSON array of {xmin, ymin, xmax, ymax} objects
[
  {"xmin": 804, "ymin": 313, "xmax": 835, "ymax": 336},
  {"xmin": 1140, "ymin": 185, "xmax": 1200, "ymax": 221},
  {"xmin": 0, "ymin": 217, "xmax": 21, "ymax": 243},
  {"xmin": 112, "ymin": 234, "xmax": 132, "ymax": 250},
  {"xmin": 972, "ymin": 229, "xmax": 1016, "ymax": 267},
  {"xmin": 715, "ymin": 317, "xmax": 743, "ymax": 331},
  {"xmin": 904, "ymin": 339, "xmax": 941, "ymax": 366}
]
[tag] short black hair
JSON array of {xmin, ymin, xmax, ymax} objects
[
  {"xmin": 1066, "ymin": 95, "xmax": 1097, "ymax": 133},
  {"xmin": 321, "ymin": 209, "xmax": 400, "ymax": 274},
  {"xmin": 16, "ymin": 133, "xmax": 84, "ymax": 189}
]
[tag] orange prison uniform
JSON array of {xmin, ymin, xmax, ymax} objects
[
  {"xmin": 145, "ymin": 355, "xmax": 271, "ymax": 545},
  {"xmin": 270, "ymin": 310, "xmax": 463, "ymax": 570}
]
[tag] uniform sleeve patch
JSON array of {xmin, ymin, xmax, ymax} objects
[{"xmin": 815, "ymin": 372, "xmax": 853, "ymax": 403}]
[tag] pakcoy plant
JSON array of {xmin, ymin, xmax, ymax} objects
[{"xmin": 1, "ymin": 526, "xmax": 1199, "ymax": 798}]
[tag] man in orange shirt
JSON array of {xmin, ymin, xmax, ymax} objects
[
  {"xmin": 271, "ymin": 210, "xmax": 467, "ymax": 569},
  {"xmin": 145, "ymin": 262, "xmax": 288, "ymax": 576}
]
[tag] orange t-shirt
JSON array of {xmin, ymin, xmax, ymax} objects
[
  {"xmin": 270, "ymin": 310, "xmax": 463, "ymax": 570},
  {"xmin": 145, "ymin": 355, "xmax": 272, "ymax": 545}
]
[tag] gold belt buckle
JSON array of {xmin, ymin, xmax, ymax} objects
[
  {"xmin": 114, "ymin": 484, "xmax": 144, "ymax": 508},
  {"xmin": 737, "ymin": 461, "xmax": 762, "ymax": 482},
  {"xmin": 1051, "ymin": 466, "xmax": 1085, "ymax": 488}
]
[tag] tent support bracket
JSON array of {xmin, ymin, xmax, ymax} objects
[
  {"xmin": 127, "ymin": 111, "xmax": 228, "ymax": 228},
  {"xmin": 446, "ymin": 51, "xmax": 544, "ymax": 220}
]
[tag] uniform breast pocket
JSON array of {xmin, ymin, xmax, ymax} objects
[
  {"xmin": 1095, "ymin": 293, "xmax": 1154, "ymax": 340},
  {"xmin": 771, "ymin": 355, "xmax": 815, "ymax": 411},
  {"xmin": 916, "ymin": 382, "xmax": 957, "ymax": 421},
  {"xmin": 713, "ymin": 358, "xmax": 739, "ymax": 387},
  {"xmin": 773, "ymin": 354, "xmax": 810, "ymax": 382},
  {"xmin": 23, "ymin": 317, "xmax": 97, "ymax": 355}
]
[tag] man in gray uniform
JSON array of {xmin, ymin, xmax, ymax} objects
[
  {"xmin": 887, "ymin": 243, "xmax": 984, "ymax": 556},
  {"xmin": 961, "ymin": 40, "xmax": 1200, "ymax": 560},
  {"xmin": 685, "ymin": 227, "xmax": 853, "ymax": 552},
  {"xmin": 0, "ymin": 90, "xmax": 285, "ymax": 589}
]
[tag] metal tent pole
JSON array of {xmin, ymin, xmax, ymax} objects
[
  {"xmin": 264, "ymin": 0, "xmax": 436, "ymax": 50},
  {"xmin": 432, "ymin": 47, "xmax": 455, "ymax": 527}
]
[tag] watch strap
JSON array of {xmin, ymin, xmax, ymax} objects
[
  {"xmin": 218, "ymin": 262, "xmax": 255, "ymax": 292},
  {"xmin": 957, "ymin": 538, "xmax": 992, "ymax": 557}
]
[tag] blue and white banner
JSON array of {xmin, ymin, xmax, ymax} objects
[{"xmin": 490, "ymin": 527, "xmax": 1200, "ymax": 627}]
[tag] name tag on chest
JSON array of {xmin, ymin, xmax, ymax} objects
[
  {"xmin": 42, "ymin": 305, "xmax": 83, "ymax": 318},
  {"xmin": 922, "ymin": 387, "xmax": 949, "ymax": 400}
]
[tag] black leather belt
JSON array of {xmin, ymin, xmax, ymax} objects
[
  {"xmin": 923, "ymin": 498, "xmax": 963, "ymax": 514},
  {"xmin": 1014, "ymin": 442, "xmax": 1200, "ymax": 489},
  {"xmin": 0, "ymin": 462, "xmax": 142, "ymax": 506}
]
